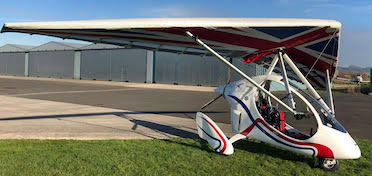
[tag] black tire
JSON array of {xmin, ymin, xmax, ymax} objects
[{"xmin": 318, "ymin": 158, "xmax": 340, "ymax": 171}]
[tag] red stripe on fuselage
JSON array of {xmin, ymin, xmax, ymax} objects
[
  {"xmin": 240, "ymin": 123, "xmax": 255, "ymax": 136},
  {"xmin": 240, "ymin": 118, "xmax": 334, "ymax": 158}
]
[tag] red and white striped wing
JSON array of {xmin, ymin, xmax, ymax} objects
[{"xmin": 1, "ymin": 18, "xmax": 341, "ymax": 88}]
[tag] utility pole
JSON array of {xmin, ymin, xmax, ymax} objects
[{"xmin": 370, "ymin": 68, "xmax": 372, "ymax": 94}]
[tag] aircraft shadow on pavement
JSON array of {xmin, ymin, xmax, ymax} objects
[
  {"xmin": 0, "ymin": 111, "xmax": 226, "ymax": 122},
  {"xmin": 121, "ymin": 111, "xmax": 227, "ymax": 119},
  {"xmin": 126, "ymin": 118, "xmax": 198, "ymax": 138},
  {"xmin": 0, "ymin": 111, "xmax": 202, "ymax": 139},
  {"xmin": 0, "ymin": 112, "xmax": 125, "ymax": 121}
]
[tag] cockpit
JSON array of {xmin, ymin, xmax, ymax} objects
[{"xmin": 256, "ymin": 77, "xmax": 347, "ymax": 140}]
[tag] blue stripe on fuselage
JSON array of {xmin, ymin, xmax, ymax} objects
[{"xmin": 228, "ymin": 95, "xmax": 316, "ymax": 157}]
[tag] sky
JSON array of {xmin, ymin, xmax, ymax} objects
[{"xmin": 0, "ymin": 0, "xmax": 371, "ymax": 67}]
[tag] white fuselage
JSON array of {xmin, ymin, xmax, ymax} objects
[{"xmin": 215, "ymin": 75, "xmax": 361, "ymax": 159}]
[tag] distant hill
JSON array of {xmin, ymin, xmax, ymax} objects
[{"xmin": 338, "ymin": 65, "xmax": 371, "ymax": 74}]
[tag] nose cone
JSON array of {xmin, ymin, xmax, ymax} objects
[
  {"xmin": 337, "ymin": 136, "xmax": 361, "ymax": 159},
  {"xmin": 350, "ymin": 143, "xmax": 361, "ymax": 159},
  {"xmin": 314, "ymin": 126, "xmax": 361, "ymax": 159},
  {"xmin": 214, "ymin": 85, "xmax": 226, "ymax": 95},
  {"xmin": 330, "ymin": 131, "xmax": 361, "ymax": 159}
]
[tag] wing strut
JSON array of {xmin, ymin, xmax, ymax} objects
[
  {"xmin": 264, "ymin": 54, "xmax": 279, "ymax": 76},
  {"xmin": 325, "ymin": 69, "xmax": 335, "ymax": 114},
  {"xmin": 281, "ymin": 52, "xmax": 331, "ymax": 112},
  {"xmin": 185, "ymin": 31, "xmax": 295, "ymax": 114},
  {"xmin": 278, "ymin": 50, "xmax": 296, "ymax": 110}
]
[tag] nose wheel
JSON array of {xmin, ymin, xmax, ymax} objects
[{"xmin": 318, "ymin": 158, "xmax": 340, "ymax": 171}]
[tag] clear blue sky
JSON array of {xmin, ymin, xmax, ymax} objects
[{"xmin": 0, "ymin": 0, "xmax": 371, "ymax": 67}]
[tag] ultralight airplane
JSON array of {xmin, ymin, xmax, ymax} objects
[{"xmin": 1, "ymin": 18, "xmax": 361, "ymax": 171}]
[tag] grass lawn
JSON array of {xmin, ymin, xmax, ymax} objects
[{"xmin": 0, "ymin": 139, "xmax": 370, "ymax": 176}]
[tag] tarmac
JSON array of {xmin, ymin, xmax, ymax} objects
[
  {"xmin": 0, "ymin": 75, "xmax": 370, "ymax": 140},
  {"xmin": 0, "ymin": 75, "xmax": 231, "ymax": 140}
]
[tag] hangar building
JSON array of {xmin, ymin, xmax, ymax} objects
[{"xmin": 0, "ymin": 42, "xmax": 266, "ymax": 87}]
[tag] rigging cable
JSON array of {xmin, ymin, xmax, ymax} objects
[{"xmin": 305, "ymin": 30, "xmax": 338, "ymax": 78}]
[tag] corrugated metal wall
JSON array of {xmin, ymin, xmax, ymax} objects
[
  {"xmin": 0, "ymin": 44, "xmax": 264, "ymax": 87},
  {"xmin": 154, "ymin": 52, "xmax": 177, "ymax": 84},
  {"xmin": 81, "ymin": 49, "xmax": 147, "ymax": 82},
  {"xmin": 199, "ymin": 55, "xmax": 228, "ymax": 86},
  {"xmin": 231, "ymin": 59, "xmax": 258, "ymax": 81},
  {"xmin": 155, "ymin": 51, "xmax": 263, "ymax": 86},
  {"xmin": 29, "ymin": 51, "xmax": 75, "ymax": 78},
  {"xmin": 0, "ymin": 52, "xmax": 25, "ymax": 76},
  {"xmin": 154, "ymin": 51, "xmax": 229, "ymax": 86}
]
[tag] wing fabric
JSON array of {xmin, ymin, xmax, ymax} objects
[{"xmin": 1, "ymin": 18, "xmax": 341, "ymax": 88}]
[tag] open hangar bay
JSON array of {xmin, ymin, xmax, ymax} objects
[{"xmin": 0, "ymin": 42, "xmax": 370, "ymax": 140}]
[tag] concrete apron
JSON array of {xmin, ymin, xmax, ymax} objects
[{"xmin": 0, "ymin": 95, "xmax": 231, "ymax": 140}]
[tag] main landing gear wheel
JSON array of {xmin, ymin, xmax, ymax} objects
[{"xmin": 318, "ymin": 158, "xmax": 340, "ymax": 171}]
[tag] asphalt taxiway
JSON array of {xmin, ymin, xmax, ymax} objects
[{"xmin": 0, "ymin": 75, "xmax": 370, "ymax": 140}]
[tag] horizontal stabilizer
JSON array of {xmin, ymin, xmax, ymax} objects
[{"xmin": 195, "ymin": 112, "xmax": 234, "ymax": 155}]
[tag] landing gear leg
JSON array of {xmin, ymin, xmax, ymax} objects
[{"xmin": 318, "ymin": 158, "xmax": 340, "ymax": 171}]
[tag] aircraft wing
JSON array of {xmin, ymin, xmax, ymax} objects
[{"xmin": 1, "ymin": 18, "xmax": 341, "ymax": 88}]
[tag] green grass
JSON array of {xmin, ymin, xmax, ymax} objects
[{"xmin": 0, "ymin": 139, "xmax": 371, "ymax": 176}]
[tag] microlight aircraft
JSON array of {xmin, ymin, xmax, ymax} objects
[{"xmin": 1, "ymin": 18, "xmax": 361, "ymax": 171}]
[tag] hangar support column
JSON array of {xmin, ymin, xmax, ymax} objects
[
  {"xmin": 74, "ymin": 51, "xmax": 81, "ymax": 79},
  {"xmin": 146, "ymin": 50, "xmax": 154, "ymax": 83},
  {"xmin": 24, "ymin": 52, "xmax": 29, "ymax": 76}
]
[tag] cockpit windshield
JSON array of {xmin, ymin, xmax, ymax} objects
[
  {"xmin": 317, "ymin": 104, "xmax": 347, "ymax": 133},
  {"xmin": 289, "ymin": 82, "xmax": 347, "ymax": 133}
]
